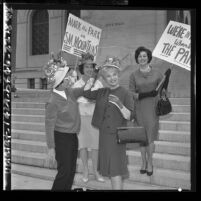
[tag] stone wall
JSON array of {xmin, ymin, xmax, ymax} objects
[{"xmin": 14, "ymin": 10, "xmax": 191, "ymax": 97}]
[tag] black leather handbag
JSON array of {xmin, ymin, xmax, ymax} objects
[
  {"xmin": 156, "ymin": 93, "xmax": 172, "ymax": 116},
  {"xmin": 116, "ymin": 121, "xmax": 147, "ymax": 145}
]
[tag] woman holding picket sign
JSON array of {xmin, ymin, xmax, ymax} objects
[{"xmin": 73, "ymin": 53, "xmax": 105, "ymax": 183}]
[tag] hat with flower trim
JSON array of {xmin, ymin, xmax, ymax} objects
[
  {"xmin": 43, "ymin": 51, "xmax": 69, "ymax": 88},
  {"xmin": 101, "ymin": 56, "xmax": 121, "ymax": 70}
]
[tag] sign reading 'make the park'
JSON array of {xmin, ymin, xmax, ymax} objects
[
  {"xmin": 62, "ymin": 13, "xmax": 102, "ymax": 59},
  {"xmin": 152, "ymin": 21, "xmax": 191, "ymax": 71}
]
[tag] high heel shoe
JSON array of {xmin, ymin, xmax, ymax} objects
[
  {"xmin": 96, "ymin": 176, "xmax": 105, "ymax": 182},
  {"xmin": 82, "ymin": 177, "xmax": 89, "ymax": 183},
  {"xmin": 146, "ymin": 166, "xmax": 153, "ymax": 176},
  {"xmin": 140, "ymin": 169, "xmax": 147, "ymax": 174},
  {"xmin": 95, "ymin": 174, "xmax": 105, "ymax": 182},
  {"xmin": 140, "ymin": 163, "xmax": 147, "ymax": 174}
]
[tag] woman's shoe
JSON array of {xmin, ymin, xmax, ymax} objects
[
  {"xmin": 95, "ymin": 176, "xmax": 105, "ymax": 182},
  {"xmin": 140, "ymin": 162, "xmax": 147, "ymax": 174},
  {"xmin": 82, "ymin": 177, "xmax": 89, "ymax": 183},
  {"xmin": 140, "ymin": 169, "xmax": 147, "ymax": 174},
  {"xmin": 147, "ymin": 166, "xmax": 153, "ymax": 176},
  {"xmin": 95, "ymin": 173, "xmax": 105, "ymax": 182}
]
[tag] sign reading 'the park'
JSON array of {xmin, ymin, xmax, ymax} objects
[
  {"xmin": 62, "ymin": 13, "xmax": 102, "ymax": 59},
  {"xmin": 152, "ymin": 21, "xmax": 191, "ymax": 71}
]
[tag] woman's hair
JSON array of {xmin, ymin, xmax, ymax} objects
[
  {"xmin": 79, "ymin": 62, "xmax": 96, "ymax": 75},
  {"xmin": 101, "ymin": 66, "xmax": 120, "ymax": 80},
  {"xmin": 135, "ymin": 46, "xmax": 152, "ymax": 64}
]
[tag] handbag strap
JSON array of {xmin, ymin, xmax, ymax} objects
[{"xmin": 127, "ymin": 118, "xmax": 140, "ymax": 127}]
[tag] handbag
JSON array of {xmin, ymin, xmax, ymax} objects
[
  {"xmin": 156, "ymin": 91, "xmax": 172, "ymax": 116},
  {"xmin": 116, "ymin": 121, "xmax": 147, "ymax": 145}
]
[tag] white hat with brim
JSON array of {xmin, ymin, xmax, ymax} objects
[{"xmin": 53, "ymin": 66, "xmax": 69, "ymax": 88}]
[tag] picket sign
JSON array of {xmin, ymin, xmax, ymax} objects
[
  {"xmin": 62, "ymin": 13, "xmax": 102, "ymax": 61},
  {"xmin": 152, "ymin": 21, "xmax": 191, "ymax": 71}
]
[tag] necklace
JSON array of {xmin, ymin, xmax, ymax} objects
[
  {"xmin": 139, "ymin": 65, "xmax": 152, "ymax": 78},
  {"xmin": 139, "ymin": 65, "xmax": 151, "ymax": 73}
]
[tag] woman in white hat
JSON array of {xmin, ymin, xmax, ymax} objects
[
  {"xmin": 44, "ymin": 52, "xmax": 83, "ymax": 191},
  {"xmin": 73, "ymin": 53, "xmax": 105, "ymax": 183},
  {"xmin": 82, "ymin": 57, "xmax": 134, "ymax": 189}
]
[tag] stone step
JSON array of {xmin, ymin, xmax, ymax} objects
[
  {"xmin": 168, "ymin": 98, "xmax": 190, "ymax": 105},
  {"xmin": 12, "ymin": 137, "xmax": 190, "ymax": 157},
  {"xmin": 154, "ymin": 141, "xmax": 190, "ymax": 156},
  {"xmin": 159, "ymin": 121, "xmax": 190, "ymax": 131},
  {"xmin": 12, "ymin": 112, "xmax": 190, "ymax": 123},
  {"xmin": 12, "ymin": 114, "xmax": 45, "ymax": 123},
  {"xmin": 11, "ymin": 120, "xmax": 190, "ymax": 133},
  {"xmin": 12, "ymin": 102, "xmax": 46, "ymax": 109},
  {"xmin": 127, "ymin": 150, "xmax": 190, "ymax": 172},
  {"xmin": 12, "ymin": 97, "xmax": 190, "ymax": 105},
  {"xmin": 12, "ymin": 129, "xmax": 191, "ymax": 144},
  {"xmin": 12, "ymin": 139, "xmax": 48, "ymax": 153},
  {"xmin": 127, "ymin": 165, "xmax": 190, "ymax": 190},
  {"xmin": 11, "ymin": 157, "xmax": 190, "ymax": 190},
  {"xmin": 12, "ymin": 104, "xmax": 190, "ymax": 114},
  {"xmin": 159, "ymin": 112, "xmax": 190, "ymax": 121},
  {"xmin": 172, "ymin": 105, "xmax": 190, "ymax": 113},
  {"xmin": 12, "ymin": 89, "xmax": 50, "ymax": 99},
  {"xmin": 12, "ymin": 129, "xmax": 46, "ymax": 142},
  {"xmin": 12, "ymin": 121, "xmax": 44, "ymax": 131},
  {"xmin": 12, "ymin": 108, "xmax": 45, "ymax": 115},
  {"xmin": 11, "ymin": 146, "xmax": 190, "ymax": 172},
  {"xmin": 11, "ymin": 163, "xmax": 176, "ymax": 190},
  {"xmin": 12, "ymin": 97, "xmax": 49, "ymax": 103},
  {"xmin": 158, "ymin": 130, "xmax": 190, "ymax": 143}
]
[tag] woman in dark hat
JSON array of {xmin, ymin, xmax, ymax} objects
[{"xmin": 73, "ymin": 53, "xmax": 105, "ymax": 183}]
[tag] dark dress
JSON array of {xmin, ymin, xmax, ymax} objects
[
  {"xmin": 129, "ymin": 67, "xmax": 163, "ymax": 144},
  {"xmin": 83, "ymin": 86, "xmax": 134, "ymax": 177}
]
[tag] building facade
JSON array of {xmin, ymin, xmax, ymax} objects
[{"xmin": 13, "ymin": 9, "xmax": 191, "ymax": 97}]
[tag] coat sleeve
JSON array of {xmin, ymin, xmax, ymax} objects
[
  {"xmin": 45, "ymin": 100, "xmax": 57, "ymax": 149},
  {"xmin": 83, "ymin": 88, "xmax": 100, "ymax": 100},
  {"xmin": 129, "ymin": 73, "xmax": 139, "ymax": 101},
  {"xmin": 129, "ymin": 73, "xmax": 137, "ymax": 93},
  {"xmin": 123, "ymin": 90, "xmax": 135, "ymax": 120},
  {"xmin": 68, "ymin": 87, "xmax": 84, "ymax": 100}
]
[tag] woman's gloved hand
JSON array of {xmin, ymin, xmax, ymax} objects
[
  {"xmin": 108, "ymin": 94, "xmax": 123, "ymax": 109},
  {"xmin": 138, "ymin": 90, "xmax": 158, "ymax": 100}
]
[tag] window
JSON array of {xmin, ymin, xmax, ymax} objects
[
  {"xmin": 167, "ymin": 10, "xmax": 191, "ymax": 25},
  {"xmin": 32, "ymin": 10, "xmax": 49, "ymax": 55},
  {"xmin": 64, "ymin": 10, "xmax": 80, "ymax": 28},
  {"xmin": 40, "ymin": 78, "xmax": 47, "ymax": 89},
  {"xmin": 28, "ymin": 78, "xmax": 35, "ymax": 89}
]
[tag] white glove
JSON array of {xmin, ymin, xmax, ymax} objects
[
  {"xmin": 108, "ymin": 94, "xmax": 123, "ymax": 109},
  {"xmin": 84, "ymin": 78, "xmax": 95, "ymax": 90},
  {"xmin": 108, "ymin": 94, "xmax": 131, "ymax": 120}
]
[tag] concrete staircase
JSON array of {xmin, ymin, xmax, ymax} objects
[{"xmin": 11, "ymin": 90, "xmax": 191, "ymax": 190}]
